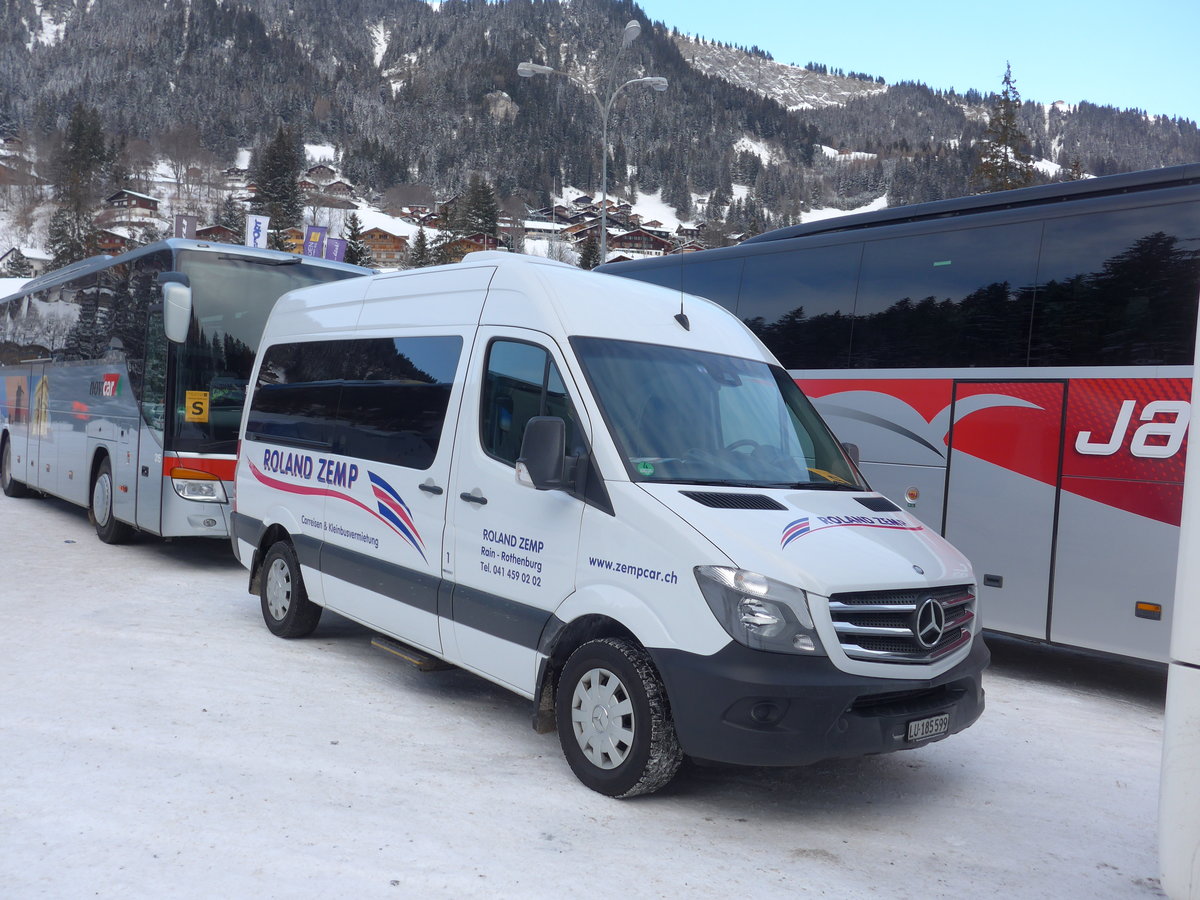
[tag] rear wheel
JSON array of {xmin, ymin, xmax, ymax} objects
[
  {"xmin": 91, "ymin": 456, "xmax": 133, "ymax": 544},
  {"xmin": 1, "ymin": 438, "xmax": 29, "ymax": 498},
  {"xmin": 555, "ymin": 637, "xmax": 683, "ymax": 798},
  {"xmin": 261, "ymin": 540, "xmax": 322, "ymax": 638}
]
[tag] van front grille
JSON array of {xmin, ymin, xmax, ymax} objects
[{"xmin": 827, "ymin": 585, "xmax": 975, "ymax": 664}]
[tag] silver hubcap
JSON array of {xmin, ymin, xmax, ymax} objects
[
  {"xmin": 570, "ymin": 666, "xmax": 635, "ymax": 769},
  {"xmin": 92, "ymin": 473, "xmax": 112, "ymax": 526},
  {"xmin": 265, "ymin": 558, "xmax": 292, "ymax": 621}
]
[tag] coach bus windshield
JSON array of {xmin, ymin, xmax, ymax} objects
[
  {"xmin": 167, "ymin": 250, "xmax": 365, "ymax": 454},
  {"xmin": 572, "ymin": 337, "xmax": 865, "ymax": 490}
]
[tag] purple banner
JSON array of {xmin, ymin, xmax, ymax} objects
[
  {"xmin": 324, "ymin": 238, "xmax": 347, "ymax": 262},
  {"xmin": 303, "ymin": 225, "xmax": 328, "ymax": 258}
]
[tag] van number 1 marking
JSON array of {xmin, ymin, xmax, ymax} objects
[{"xmin": 1075, "ymin": 400, "xmax": 1191, "ymax": 459}]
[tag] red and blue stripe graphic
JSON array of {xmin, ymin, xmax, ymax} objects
[
  {"xmin": 781, "ymin": 518, "xmax": 811, "ymax": 549},
  {"xmin": 248, "ymin": 461, "xmax": 426, "ymax": 561},
  {"xmin": 369, "ymin": 471, "xmax": 425, "ymax": 559},
  {"xmin": 781, "ymin": 514, "xmax": 923, "ymax": 548}
]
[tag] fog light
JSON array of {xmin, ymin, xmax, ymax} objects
[{"xmin": 750, "ymin": 702, "xmax": 782, "ymax": 724}]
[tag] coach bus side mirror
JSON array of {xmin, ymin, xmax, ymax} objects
[
  {"xmin": 159, "ymin": 272, "xmax": 193, "ymax": 344},
  {"xmin": 516, "ymin": 416, "xmax": 567, "ymax": 490}
]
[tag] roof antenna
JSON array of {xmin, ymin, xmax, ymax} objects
[{"xmin": 674, "ymin": 294, "xmax": 690, "ymax": 331}]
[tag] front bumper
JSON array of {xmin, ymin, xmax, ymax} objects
[{"xmin": 650, "ymin": 635, "xmax": 988, "ymax": 767}]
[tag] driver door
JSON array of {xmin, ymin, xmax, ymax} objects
[{"xmin": 445, "ymin": 330, "xmax": 590, "ymax": 694}]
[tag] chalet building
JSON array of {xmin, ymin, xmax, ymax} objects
[
  {"xmin": 324, "ymin": 181, "xmax": 354, "ymax": 197},
  {"xmin": 523, "ymin": 220, "xmax": 566, "ymax": 238},
  {"xmin": 439, "ymin": 233, "xmax": 505, "ymax": 261},
  {"xmin": 607, "ymin": 228, "xmax": 673, "ymax": 257},
  {"xmin": 436, "ymin": 195, "xmax": 460, "ymax": 219},
  {"xmin": 361, "ymin": 227, "xmax": 409, "ymax": 266},
  {"xmin": 305, "ymin": 164, "xmax": 336, "ymax": 184},
  {"xmin": 95, "ymin": 190, "xmax": 166, "ymax": 234},
  {"xmin": 0, "ymin": 161, "xmax": 42, "ymax": 187},
  {"xmin": 461, "ymin": 232, "xmax": 503, "ymax": 251},
  {"xmin": 95, "ymin": 229, "xmax": 133, "ymax": 255},
  {"xmin": 103, "ymin": 190, "xmax": 160, "ymax": 213},
  {"xmin": 0, "ymin": 246, "xmax": 51, "ymax": 278},
  {"xmin": 196, "ymin": 224, "xmax": 238, "ymax": 243},
  {"xmin": 563, "ymin": 221, "xmax": 605, "ymax": 243}
]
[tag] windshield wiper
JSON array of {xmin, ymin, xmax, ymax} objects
[
  {"xmin": 788, "ymin": 482, "xmax": 863, "ymax": 491},
  {"xmin": 665, "ymin": 479, "xmax": 776, "ymax": 488}
]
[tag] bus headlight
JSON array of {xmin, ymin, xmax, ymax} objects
[
  {"xmin": 695, "ymin": 566, "xmax": 825, "ymax": 655},
  {"xmin": 170, "ymin": 467, "xmax": 228, "ymax": 503}
]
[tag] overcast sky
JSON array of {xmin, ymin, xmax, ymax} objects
[{"xmin": 633, "ymin": 0, "xmax": 1200, "ymax": 124}]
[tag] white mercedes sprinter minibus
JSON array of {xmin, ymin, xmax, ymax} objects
[{"xmin": 231, "ymin": 251, "xmax": 987, "ymax": 797}]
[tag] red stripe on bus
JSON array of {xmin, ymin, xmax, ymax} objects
[{"xmin": 162, "ymin": 456, "xmax": 237, "ymax": 481}]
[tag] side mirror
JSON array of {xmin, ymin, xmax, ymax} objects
[
  {"xmin": 516, "ymin": 416, "xmax": 566, "ymax": 490},
  {"xmin": 842, "ymin": 442, "xmax": 861, "ymax": 466},
  {"xmin": 159, "ymin": 271, "xmax": 193, "ymax": 344}
]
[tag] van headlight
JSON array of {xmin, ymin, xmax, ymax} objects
[{"xmin": 695, "ymin": 566, "xmax": 825, "ymax": 655}]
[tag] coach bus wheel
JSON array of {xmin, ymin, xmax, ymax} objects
[
  {"xmin": 555, "ymin": 637, "xmax": 684, "ymax": 798},
  {"xmin": 91, "ymin": 457, "xmax": 133, "ymax": 544},
  {"xmin": 1, "ymin": 439, "xmax": 30, "ymax": 498},
  {"xmin": 261, "ymin": 540, "xmax": 322, "ymax": 638}
]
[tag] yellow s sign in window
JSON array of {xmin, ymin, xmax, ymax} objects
[{"xmin": 185, "ymin": 391, "xmax": 210, "ymax": 423}]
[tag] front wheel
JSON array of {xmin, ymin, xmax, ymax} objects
[
  {"xmin": 91, "ymin": 457, "xmax": 134, "ymax": 544},
  {"xmin": 260, "ymin": 540, "xmax": 322, "ymax": 638},
  {"xmin": 555, "ymin": 637, "xmax": 683, "ymax": 798},
  {"xmin": 1, "ymin": 438, "xmax": 29, "ymax": 498}
]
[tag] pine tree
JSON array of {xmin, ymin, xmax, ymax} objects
[
  {"xmin": 48, "ymin": 206, "xmax": 99, "ymax": 268},
  {"xmin": 973, "ymin": 64, "xmax": 1036, "ymax": 193},
  {"xmin": 407, "ymin": 226, "xmax": 432, "ymax": 268},
  {"xmin": 455, "ymin": 174, "xmax": 499, "ymax": 237},
  {"xmin": 46, "ymin": 103, "xmax": 108, "ymax": 267},
  {"xmin": 3, "ymin": 249, "xmax": 33, "ymax": 278},
  {"xmin": 343, "ymin": 212, "xmax": 374, "ymax": 267},
  {"xmin": 216, "ymin": 195, "xmax": 246, "ymax": 243},
  {"xmin": 251, "ymin": 126, "xmax": 305, "ymax": 246},
  {"xmin": 578, "ymin": 236, "xmax": 600, "ymax": 270}
]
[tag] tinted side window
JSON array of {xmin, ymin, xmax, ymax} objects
[
  {"xmin": 681, "ymin": 257, "xmax": 743, "ymax": 312},
  {"xmin": 335, "ymin": 336, "xmax": 462, "ymax": 469},
  {"xmin": 60, "ymin": 273, "xmax": 105, "ymax": 361},
  {"xmin": 482, "ymin": 340, "xmax": 582, "ymax": 465},
  {"xmin": 736, "ymin": 244, "xmax": 860, "ymax": 369},
  {"xmin": 247, "ymin": 341, "xmax": 344, "ymax": 448},
  {"xmin": 850, "ymin": 222, "xmax": 1042, "ymax": 368},
  {"xmin": 609, "ymin": 258, "xmax": 682, "ymax": 292},
  {"xmin": 1029, "ymin": 202, "xmax": 1200, "ymax": 366}
]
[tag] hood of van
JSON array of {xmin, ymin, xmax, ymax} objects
[{"xmin": 637, "ymin": 485, "xmax": 973, "ymax": 597}]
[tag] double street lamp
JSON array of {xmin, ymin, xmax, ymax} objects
[{"xmin": 518, "ymin": 19, "xmax": 668, "ymax": 262}]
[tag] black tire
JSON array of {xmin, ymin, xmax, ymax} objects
[
  {"xmin": 555, "ymin": 637, "xmax": 683, "ymax": 798},
  {"xmin": 91, "ymin": 456, "xmax": 134, "ymax": 544},
  {"xmin": 1, "ymin": 437, "xmax": 29, "ymax": 498},
  {"xmin": 260, "ymin": 540, "xmax": 322, "ymax": 638}
]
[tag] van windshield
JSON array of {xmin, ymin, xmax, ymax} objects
[{"xmin": 571, "ymin": 337, "xmax": 866, "ymax": 490}]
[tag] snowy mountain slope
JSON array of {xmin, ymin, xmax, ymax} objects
[{"xmin": 674, "ymin": 36, "xmax": 887, "ymax": 111}]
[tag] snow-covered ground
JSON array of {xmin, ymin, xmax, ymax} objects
[{"xmin": 0, "ymin": 493, "xmax": 1167, "ymax": 898}]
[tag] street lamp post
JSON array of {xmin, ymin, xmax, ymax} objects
[{"xmin": 518, "ymin": 20, "xmax": 668, "ymax": 262}]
